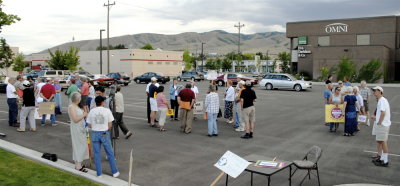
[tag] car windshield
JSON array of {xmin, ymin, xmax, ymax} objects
[
  {"xmin": 286, "ymin": 74, "xmax": 298, "ymax": 80},
  {"xmin": 156, "ymin": 73, "xmax": 164, "ymax": 76}
]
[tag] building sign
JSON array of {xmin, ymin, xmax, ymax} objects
[
  {"xmin": 298, "ymin": 36, "xmax": 307, "ymax": 45},
  {"xmin": 297, "ymin": 46, "xmax": 311, "ymax": 58},
  {"xmin": 325, "ymin": 23, "xmax": 348, "ymax": 33}
]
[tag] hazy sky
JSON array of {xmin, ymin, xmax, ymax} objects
[{"xmin": 1, "ymin": 0, "xmax": 399, "ymax": 54}]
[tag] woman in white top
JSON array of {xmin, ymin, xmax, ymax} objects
[
  {"xmin": 329, "ymin": 87, "xmax": 343, "ymax": 132},
  {"xmin": 68, "ymin": 92, "xmax": 89, "ymax": 173},
  {"xmin": 224, "ymin": 80, "xmax": 235, "ymax": 124}
]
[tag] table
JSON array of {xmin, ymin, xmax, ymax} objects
[{"xmin": 225, "ymin": 154, "xmax": 293, "ymax": 186}]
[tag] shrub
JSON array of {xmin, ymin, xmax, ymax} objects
[
  {"xmin": 356, "ymin": 59, "xmax": 383, "ymax": 83},
  {"xmin": 337, "ymin": 57, "xmax": 356, "ymax": 82},
  {"xmin": 319, "ymin": 67, "xmax": 329, "ymax": 81}
]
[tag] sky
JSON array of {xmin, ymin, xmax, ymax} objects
[{"xmin": 1, "ymin": 0, "xmax": 399, "ymax": 54}]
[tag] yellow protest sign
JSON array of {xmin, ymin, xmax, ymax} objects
[
  {"xmin": 325, "ymin": 104, "xmax": 345, "ymax": 123},
  {"xmin": 166, "ymin": 109, "xmax": 174, "ymax": 116}
]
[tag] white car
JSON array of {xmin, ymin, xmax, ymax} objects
[
  {"xmin": 60, "ymin": 75, "xmax": 98, "ymax": 90},
  {"xmin": 259, "ymin": 73, "xmax": 312, "ymax": 91}
]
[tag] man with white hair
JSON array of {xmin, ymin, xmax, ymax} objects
[
  {"xmin": 371, "ymin": 86, "xmax": 391, "ymax": 167},
  {"xmin": 234, "ymin": 80, "xmax": 246, "ymax": 131},
  {"xmin": 148, "ymin": 77, "xmax": 159, "ymax": 127},
  {"xmin": 6, "ymin": 78, "xmax": 19, "ymax": 127},
  {"xmin": 146, "ymin": 77, "xmax": 159, "ymax": 123},
  {"xmin": 359, "ymin": 80, "xmax": 372, "ymax": 125}
]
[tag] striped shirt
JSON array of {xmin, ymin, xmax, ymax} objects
[
  {"xmin": 359, "ymin": 87, "xmax": 371, "ymax": 100},
  {"xmin": 205, "ymin": 92, "xmax": 219, "ymax": 113}
]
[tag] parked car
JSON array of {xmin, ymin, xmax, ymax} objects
[
  {"xmin": 74, "ymin": 70, "xmax": 94, "ymax": 78},
  {"xmin": 93, "ymin": 74, "xmax": 114, "ymax": 87},
  {"xmin": 215, "ymin": 73, "xmax": 258, "ymax": 86},
  {"xmin": 177, "ymin": 71, "xmax": 204, "ymax": 81},
  {"xmin": 37, "ymin": 70, "xmax": 70, "ymax": 79},
  {"xmin": 23, "ymin": 70, "xmax": 41, "ymax": 80},
  {"xmin": 259, "ymin": 73, "xmax": 312, "ymax": 91},
  {"xmin": 60, "ymin": 75, "xmax": 98, "ymax": 90},
  {"xmin": 133, "ymin": 72, "xmax": 170, "ymax": 84},
  {"xmin": 107, "ymin": 72, "xmax": 132, "ymax": 86},
  {"xmin": 0, "ymin": 80, "xmax": 7, "ymax": 93}
]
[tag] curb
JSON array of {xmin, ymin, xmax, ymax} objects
[{"xmin": 0, "ymin": 139, "xmax": 137, "ymax": 186}]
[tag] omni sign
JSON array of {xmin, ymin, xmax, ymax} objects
[{"xmin": 325, "ymin": 23, "xmax": 348, "ymax": 33}]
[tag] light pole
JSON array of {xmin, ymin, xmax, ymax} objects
[
  {"xmin": 104, "ymin": 0, "xmax": 115, "ymax": 74},
  {"xmin": 100, "ymin": 29, "xmax": 105, "ymax": 74},
  {"xmin": 201, "ymin": 42, "xmax": 205, "ymax": 71}
]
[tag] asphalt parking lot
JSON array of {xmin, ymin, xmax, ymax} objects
[{"xmin": 0, "ymin": 81, "xmax": 399, "ymax": 186}]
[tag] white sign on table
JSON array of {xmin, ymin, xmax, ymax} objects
[
  {"xmin": 214, "ymin": 151, "xmax": 250, "ymax": 178},
  {"xmin": 193, "ymin": 101, "xmax": 204, "ymax": 115}
]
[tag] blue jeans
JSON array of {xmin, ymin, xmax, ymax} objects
[
  {"xmin": 91, "ymin": 131, "xmax": 118, "ymax": 176},
  {"xmin": 87, "ymin": 97, "xmax": 92, "ymax": 109},
  {"xmin": 41, "ymin": 99, "xmax": 56, "ymax": 124},
  {"xmin": 7, "ymin": 98, "xmax": 18, "ymax": 125},
  {"xmin": 207, "ymin": 113, "xmax": 218, "ymax": 135}
]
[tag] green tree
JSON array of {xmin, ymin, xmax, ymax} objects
[
  {"xmin": 205, "ymin": 59, "xmax": 216, "ymax": 70},
  {"xmin": 141, "ymin": 44, "xmax": 154, "ymax": 50},
  {"xmin": 277, "ymin": 52, "xmax": 291, "ymax": 73},
  {"xmin": 12, "ymin": 54, "xmax": 26, "ymax": 72},
  {"xmin": 318, "ymin": 67, "xmax": 329, "ymax": 81},
  {"xmin": 215, "ymin": 58, "xmax": 222, "ymax": 70},
  {"xmin": 242, "ymin": 53, "xmax": 255, "ymax": 60},
  {"xmin": 221, "ymin": 58, "xmax": 232, "ymax": 72},
  {"xmin": 47, "ymin": 49, "xmax": 67, "ymax": 70},
  {"xmin": 0, "ymin": 38, "xmax": 14, "ymax": 70},
  {"xmin": 47, "ymin": 47, "xmax": 80, "ymax": 71},
  {"xmin": 64, "ymin": 47, "xmax": 80, "ymax": 71},
  {"xmin": 337, "ymin": 56, "xmax": 357, "ymax": 82},
  {"xmin": 183, "ymin": 49, "xmax": 192, "ymax": 71},
  {"xmin": 356, "ymin": 59, "xmax": 383, "ymax": 83},
  {"xmin": 0, "ymin": 0, "xmax": 21, "ymax": 29},
  {"xmin": 114, "ymin": 44, "xmax": 127, "ymax": 49}
]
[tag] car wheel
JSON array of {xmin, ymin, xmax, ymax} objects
[
  {"xmin": 177, "ymin": 77, "xmax": 181, "ymax": 81},
  {"xmin": 218, "ymin": 80, "xmax": 224, "ymax": 87},
  {"xmin": 136, "ymin": 79, "xmax": 140, "ymax": 84},
  {"xmin": 266, "ymin": 83, "xmax": 273, "ymax": 90},
  {"xmin": 162, "ymin": 81, "xmax": 166, "ymax": 84},
  {"xmin": 294, "ymin": 84, "xmax": 302, "ymax": 92},
  {"xmin": 124, "ymin": 83, "xmax": 129, "ymax": 86}
]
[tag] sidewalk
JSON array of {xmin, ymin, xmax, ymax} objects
[{"xmin": 0, "ymin": 139, "xmax": 137, "ymax": 186}]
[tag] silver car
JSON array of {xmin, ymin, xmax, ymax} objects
[{"xmin": 259, "ymin": 73, "xmax": 312, "ymax": 91}]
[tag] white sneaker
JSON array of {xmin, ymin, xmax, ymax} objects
[
  {"xmin": 113, "ymin": 172, "xmax": 120, "ymax": 178},
  {"xmin": 235, "ymin": 128, "xmax": 244, "ymax": 132},
  {"xmin": 97, "ymin": 175, "xmax": 103, "ymax": 178}
]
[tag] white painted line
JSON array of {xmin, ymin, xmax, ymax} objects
[
  {"xmin": 388, "ymin": 134, "xmax": 400, "ymax": 137},
  {"xmin": 124, "ymin": 115, "xmax": 147, "ymax": 121},
  {"xmin": 125, "ymin": 104, "xmax": 146, "ymax": 108},
  {"xmin": 363, "ymin": 150, "xmax": 400, "ymax": 157},
  {"xmin": 392, "ymin": 121, "xmax": 400, "ymax": 124}
]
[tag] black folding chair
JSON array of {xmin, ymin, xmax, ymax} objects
[{"xmin": 291, "ymin": 146, "xmax": 322, "ymax": 186}]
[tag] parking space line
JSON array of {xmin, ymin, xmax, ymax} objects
[
  {"xmin": 125, "ymin": 104, "xmax": 146, "ymax": 108},
  {"xmin": 389, "ymin": 134, "xmax": 400, "ymax": 137},
  {"xmin": 392, "ymin": 121, "xmax": 400, "ymax": 124},
  {"xmin": 124, "ymin": 115, "xmax": 147, "ymax": 121},
  {"xmin": 363, "ymin": 150, "xmax": 400, "ymax": 157}
]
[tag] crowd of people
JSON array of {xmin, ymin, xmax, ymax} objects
[{"xmin": 324, "ymin": 75, "xmax": 392, "ymax": 167}]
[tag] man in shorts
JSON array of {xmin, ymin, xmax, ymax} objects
[
  {"xmin": 149, "ymin": 77, "xmax": 159, "ymax": 127},
  {"xmin": 371, "ymin": 86, "xmax": 391, "ymax": 167},
  {"xmin": 240, "ymin": 81, "xmax": 257, "ymax": 139}
]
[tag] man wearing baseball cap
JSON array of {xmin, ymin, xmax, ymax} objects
[{"xmin": 371, "ymin": 86, "xmax": 391, "ymax": 167}]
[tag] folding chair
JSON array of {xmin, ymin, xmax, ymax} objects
[{"xmin": 291, "ymin": 146, "xmax": 322, "ymax": 186}]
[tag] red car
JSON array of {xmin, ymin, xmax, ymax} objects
[
  {"xmin": 94, "ymin": 74, "xmax": 114, "ymax": 87},
  {"xmin": 215, "ymin": 73, "xmax": 258, "ymax": 86}
]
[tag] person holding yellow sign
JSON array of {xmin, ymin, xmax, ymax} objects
[
  {"xmin": 329, "ymin": 87, "xmax": 343, "ymax": 132},
  {"xmin": 156, "ymin": 86, "xmax": 170, "ymax": 131}
]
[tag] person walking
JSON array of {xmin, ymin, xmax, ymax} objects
[
  {"xmin": 17, "ymin": 80, "xmax": 36, "ymax": 132},
  {"xmin": 178, "ymin": 84, "xmax": 195, "ymax": 134},
  {"xmin": 66, "ymin": 79, "xmax": 80, "ymax": 101},
  {"xmin": 87, "ymin": 96, "xmax": 120, "ymax": 178},
  {"xmin": 156, "ymin": 86, "xmax": 170, "ymax": 131},
  {"xmin": 343, "ymin": 87, "xmax": 360, "ymax": 136},
  {"xmin": 360, "ymin": 80, "xmax": 372, "ymax": 126},
  {"xmin": 6, "ymin": 78, "xmax": 19, "ymax": 127},
  {"xmin": 68, "ymin": 92, "xmax": 89, "ymax": 173},
  {"xmin": 40, "ymin": 78, "xmax": 57, "ymax": 126},
  {"xmin": 371, "ymin": 86, "xmax": 391, "ymax": 167},
  {"xmin": 234, "ymin": 81, "xmax": 246, "ymax": 132},
  {"xmin": 169, "ymin": 79, "xmax": 180, "ymax": 121},
  {"xmin": 80, "ymin": 78, "xmax": 90, "ymax": 113},
  {"xmin": 240, "ymin": 81, "xmax": 257, "ymax": 139},
  {"xmin": 205, "ymin": 85, "xmax": 219, "ymax": 137},
  {"xmin": 329, "ymin": 86, "xmax": 343, "ymax": 132},
  {"xmin": 224, "ymin": 80, "xmax": 235, "ymax": 124},
  {"xmin": 53, "ymin": 78, "xmax": 63, "ymax": 115},
  {"xmin": 87, "ymin": 81, "xmax": 95, "ymax": 109},
  {"xmin": 114, "ymin": 85, "xmax": 133, "ymax": 139},
  {"xmin": 148, "ymin": 77, "xmax": 159, "ymax": 127}
]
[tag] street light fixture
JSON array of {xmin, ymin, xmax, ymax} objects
[{"xmin": 100, "ymin": 29, "xmax": 105, "ymax": 74}]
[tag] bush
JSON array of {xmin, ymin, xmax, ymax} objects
[
  {"xmin": 337, "ymin": 57, "xmax": 356, "ymax": 82},
  {"xmin": 319, "ymin": 67, "xmax": 329, "ymax": 81},
  {"xmin": 356, "ymin": 59, "xmax": 383, "ymax": 83}
]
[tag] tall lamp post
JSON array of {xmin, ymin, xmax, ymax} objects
[
  {"xmin": 100, "ymin": 29, "xmax": 105, "ymax": 74},
  {"xmin": 201, "ymin": 42, "xmax": 205, "ymax": 71}
]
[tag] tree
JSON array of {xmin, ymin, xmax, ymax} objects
[
  {"xmin": 114, "ymin": 44, "xmax": 127, "ymax": 49},
  {"xmin": 337, "ymin": 56, "xmax": 357, "ymax": 82},
  {"xmin": 221, "ymin": 58, "xmax": 232, "ymax": 72},
  {"xmin": 215, "ymin": 58, "xmax": 222, "ymax": 71},
  {"xmin": 141, "ymin": 44, "xmax": 154, "ymax": 50},
  {"xmin": 64, "ymin": 47, "xmax": 80, "ymax": 71},
  {"xmin": 0, "ymin": 38, "xmax": 14, "ymax": 71},
  {"xmin": 277, "ymin": 52, "xmax": 291, "ymax": 73},
  {"xmin": 47, "ymin": 47, "xmax": 80, "ymax": 71},
  {"xmin": 356, "ymin": 59, "xmax": 383, "ymax": 83},
  {"xmin": 205, "ymin": 59, "xmax": 216, "ymax": 70},
  {"xmin": 242, "ymin": 53, "xmax": 254, "ymax": 60},
  {"xmin": 0, "ymin": 0, "xmax": 21, "ymax": 30},
  {"xmin": 183, "ymin": 49, "xmax": 192, "ymax": 71},
  {"xmin": 47, "ymin": 49, "xmax": 67, "ymax": 70},
  {"xmin": 12, "ymin": 54, "xmax": 26, "ymax": 72}
]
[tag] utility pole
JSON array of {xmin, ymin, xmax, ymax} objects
[
  {"xmin": 234, "ymin": 22, "xmax": 245, "ymax": 54},
  {"xmin": 104, "ymin": 0, "xmax": 115, "ymax": 74},
  {"xmin": 201, "ymin": 42, "xmax": 205, "ymax": 71},
  {"xmin": 100, "ymin": 29, "xmax": 105, "ymax": 74}
]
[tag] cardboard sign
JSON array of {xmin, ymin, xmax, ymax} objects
[
  {"xmin": 358, "ymin": 115, "xmax": 367, "ymax": 124},
  {"xmin": 325, "ymin": 104, "xmax": 345, "ymax": 123},
  {"xmin": 34, "ymin": 108, "xmax": 50, "ymax": 120},
  {"xmin": 193, "ymin": 101, "xmax": 204, "ymax": 115},
  {"xmin": 38, "ymin": 102, "xmax": 55, "ymax": 115},
  {"xmin": 214, "ymin": 151, "xmax": 250, "ymax": 178}
]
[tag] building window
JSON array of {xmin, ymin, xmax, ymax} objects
[
  {"xmin": 157, "ymin": 62, "xmax": 162, "ymax": 65},
  {"xmin": 165, "ymin": 62, "xmax": 170, "ymax": 65},
  {"xmin": 357, "ymin": 34, "xmax": 370, "ymax": 45},
  {"xmin": 148, "ymin": 61, "xmax": 153, "ymax": 64},
  {"xmin": 318, "ymin": 36, "xmax": 330, "ymax": 46}
]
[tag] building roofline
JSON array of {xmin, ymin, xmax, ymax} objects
[{"xmin": 287, "ymin": 15, "xmax": 398, "ymax": 24}]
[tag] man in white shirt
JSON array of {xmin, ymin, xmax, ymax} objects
[
  {"xmin": 6, "ymin": 78, "xmax": 19, "ymax": 127},
  {"xmin": 87, "ymin": 96, "xmax": 120, "ymax": 178},
  {"xmin": 371, "ymin": 86, "xmax": 391, "ymax": 167}
]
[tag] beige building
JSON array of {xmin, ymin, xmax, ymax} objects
[{"xmin": 26, "ymin": 49, "xmax": 184, "ymax": 77}]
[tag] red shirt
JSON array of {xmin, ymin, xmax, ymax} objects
[
  {"xmin": 81, "ymin": 82, "xmax": 89, "ymax": 96},
  {"xmin": 41, "ymin": 84, "xmax": 56, "ymax": 99},
  {"xmin": 178, "ymin": 88, "xmax": 195, "ymax": 102}
]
